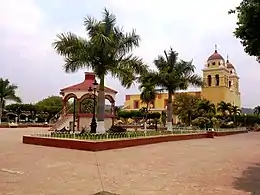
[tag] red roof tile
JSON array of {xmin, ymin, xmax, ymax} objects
[
  {"xmin": 60, "ymin": 72, "xmax": 117, "ymax": 94},
  {"xmin": 207, "ymin": 50, "xmax": 224, "ymax": 61}
]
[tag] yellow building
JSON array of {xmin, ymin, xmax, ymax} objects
[{"xmin": 124, "ymin": 48, "xmax": 241, "ymax": 123}]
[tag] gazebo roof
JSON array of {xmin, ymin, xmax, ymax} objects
[{"xmin": 60, "ymin": 72, "xmax": 117, "ymax": 95}]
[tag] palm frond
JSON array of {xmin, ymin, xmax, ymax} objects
[
  {"xmin": 53, "ymin": 32, "xmax": 88, "ymax": 57},
  {"xmin": 102, "ymin": 8, "xmax": 116, "ymax": 36},
  {"xmin": 84, "ymin": 16, "xmax": 101, "ymax": 37}
]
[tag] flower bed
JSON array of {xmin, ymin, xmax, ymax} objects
[
  {"xmin": 22, "ymin": 129, "xmax": 248, "ymax": 151},
  {"xmin": 23, "ymin": 132, "xmax": 208, "ymax": 151}
]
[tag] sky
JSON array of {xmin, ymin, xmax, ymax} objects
[{"xmin": 0, "ymin": 0, "xmax": 259, "ymax": 108}]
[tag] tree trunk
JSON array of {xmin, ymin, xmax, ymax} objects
[
  {"xmin": 97, "ymin": 75, "xmax": 105, "ymax": 133},
  {"xmin": 144, "ymin": 103, "xmax": 149, "ymax": 131},
  {"xmin": 167, "ymin": 92, "xmax": 173, "ymax": 131}
]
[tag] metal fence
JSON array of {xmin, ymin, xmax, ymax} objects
[
  {"xmin": 32, "ymin": 127, "xmax": 247, "ymax": 141},
  {"xmin": 32, "ymin": 129, "xmax": 206, "ymax": 141}
]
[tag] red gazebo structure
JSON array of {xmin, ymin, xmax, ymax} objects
[{"xmin": 50, "ymin": 72, "xmax": 117, "ymax": 133}]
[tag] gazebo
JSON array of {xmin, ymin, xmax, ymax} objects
[{"xmin": 51, "ymin": 72, "xmax": 117, "ymax": 133}]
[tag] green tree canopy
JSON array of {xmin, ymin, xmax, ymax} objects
[
  {"xmin": 217, "ymin": 101, "xmax": 232, "ymax": 116},
  {"xmin": 172, "ymin": 93, "xmax": 201, "ymax": 125},
  {"xmin": 254, "ymin": 105, "xmax": 260, "ymax": 116},
  {"xmin": 35, "ymin": 96, "xmax": 63, "ymax": 121},
  {"xmin": 229, "ymin": 0, "xmax": 260, "ymax": 61},
  {"xmin": 0, "ymin": 78, "xmax": 21, "ymax": 123},
  {"xmin": 197, "ymin": 99, "xmax": 216, "ymax": 118},
  {"xmin": 139, "ymin": 76, "xmax": 156, "ymax": 111}
]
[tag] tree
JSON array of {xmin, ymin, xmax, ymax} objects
[
  {"xmin": 161, "ymin": 111, "xmax": 167, "ymax": 127},
  {"xmin": 53, "ymin": 8, "xmax": 147, "ymax": 133},
  {"xmin": 192, "ymin": 117, "xmax": 211, "ymax": 129},
  {"xmin": 35, "ymin": 96, "xmax": 63, "ymax": 122},
  {"xmin": 230, "ymin": 105, "xmax": 241, "ymax": 116},
  {"xmin": 5, "ymin": 103, "xmax": 23, "ymax": 121},
  {"xmin": 22, "ymin": 104, "xmax": 38, "ymax": 122},
  {"xmin": 172, "ymin": 93, "xmax": 201, "ymax": 125},
  {"xmin": 142, "ymin": 48, "xmax": 203, "ymax": 130},
  {"xmin": 229, "ymin": 105, "xmax": 241, "ymax": 126},
  {"xmin": 197, "ymin": 99, "xmax": 216, "ymax": 118},
  {"xmin": 217, "ymin": 101, "xmax": 232, "ymax": 116},
  {"xmin": 254, "ymin": 105, "xmax": 260, "ymax": 116},
  {"xmin": 139, "ymin": 77, "xmax": 156, "ymax": 110},
  {"xmin": 0, "ymin": 78, "xmax": 21, "ymax": 124},
  {"xmin": 229, "ymin": 0, "xmax": 260, "ymax": 62}
]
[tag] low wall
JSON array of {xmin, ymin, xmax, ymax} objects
[
  {"xmin": 22, "ymin": 130, "xmax": 249, "ymax": 151},
  {"xmin": 0, "ymin": 124, "xmax": 28, "ymax": 128},
  {"xmin": 214, "ymin": 130, "xmax": 248, "ymax": 136},
  {"xmin": 23, "ymin": 133, "xmax": 207, "ymax": 151},
  {"xmin": 0, "ymin": 123, "xmax": 51, "ymax": 128}
]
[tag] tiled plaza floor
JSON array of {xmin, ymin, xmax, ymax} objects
[{"xmin": 0, "ymin": 128, "xmax": 260, "ymax": 195}]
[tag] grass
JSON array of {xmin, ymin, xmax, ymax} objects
[
  {"xmin": 32, "ymin": 127, "xmax": 247, "ymax": 141},
  {"xmin": 33, "ymin": 130, "xmax": 206, "ymax": 141}
]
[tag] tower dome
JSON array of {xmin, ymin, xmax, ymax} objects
[
  {"xmin": 226, "ymin": 59, "xmax": 235, "ymax": 69},
  {"xmin": 207, "ymin": 49, "xmax": 224, "ymax": 61}
]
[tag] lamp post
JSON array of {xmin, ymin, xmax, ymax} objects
[
  {"xmin": 72, "ymin": 98, "xmax": 76, "ymax": 133},
  {"xmin": 88, "ymin": 79, "xmax": 98, "ymax": 133},
  {"xmin": 244, "ymin": 113, "xmax": 247, "ymax": 128}
]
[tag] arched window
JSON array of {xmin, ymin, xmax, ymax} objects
[
  {"xmin": 207, "ymin": 75, "xmax": 212, "ymax": 87},
  {"xmin": 215, "ymin": 74, "xmax": 220, "ymax": 86},
  {"xmin": 229, "ymin": 81, "xmax": 232, "ymax": 88}
]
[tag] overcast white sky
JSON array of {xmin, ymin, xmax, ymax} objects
[{"xmin": 0, "ymin": 0, "xmax": 259, "ymax": 107}]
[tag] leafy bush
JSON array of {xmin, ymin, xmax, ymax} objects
[
  {"xmin": 147, "ymin": 112, "xmax": 161, "ymax": 119},
  {"xmin": 192, "ymin": 117, "xmax": 210, "ymax": 129},
  {"xmin": 107, "ymin": 125, "xmax": 127, "ymax": 133}
]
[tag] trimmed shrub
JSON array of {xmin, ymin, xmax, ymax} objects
[{"xmin": 108, "ymin": 125, "xmax": 127, "ymax": 133}]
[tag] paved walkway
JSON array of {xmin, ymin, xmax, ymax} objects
[{"xmin": 0, "ymin": 128, "xmax": 260, "ymax": 195}]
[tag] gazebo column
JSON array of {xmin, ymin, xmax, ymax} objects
[
  {"xmin": 62, "ymin": 99, "xmax": 67, "ymax": 116},
  {"xmin": 77, "ymin": 100, "xmax": 81, "ymax": 131},
  {"xmin": 111, "ymin": 102, "xmax": 115, "ymax": 126}
]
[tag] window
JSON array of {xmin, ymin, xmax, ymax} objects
[
  {"xmin": 212, "ymin": 62, "xmax": 216, "ymax": 65},
  {"xmin": 133, "ymin": 100, "xmax": 139, "ymax": 109},
  {"xmin": 215, "ymin": 74, "xmax": 220, "ymax": 86},
  {"xmin": 230, "ymin": 70, "xmax": 233, "ymax": 74},
  {"xmin": 207, "ymin": 75, "xmax": 212, "ymax": 86},
  {"xmin": 218, "ymin": 62, "xmax": 221, "ymax": 65},
  {"xmin": 229, "ymin": 81, "xmax": 232, "ymax": 88},
  {"xmin": 207, "ymin": 63, "xmax": 210, "ymax": 67}
]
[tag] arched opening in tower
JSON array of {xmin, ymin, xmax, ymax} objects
[
  {"xmin": 207, "ymin": 75, "xmax": 212, "ymax": 86},
  {"xmin": 215, "ymin": 74, "xmax": 220, "ymax": 86}
]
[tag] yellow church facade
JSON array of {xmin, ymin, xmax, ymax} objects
[{"xmin": 123, "ymin": 49, "xmax": 241, "ymax": 124}]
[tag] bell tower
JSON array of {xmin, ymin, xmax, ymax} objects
[{"xmin": 201, "ymin": 46, "xmax": 241, "ymax": 107}]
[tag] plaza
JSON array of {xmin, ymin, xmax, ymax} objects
[{"xmin": 1, "ymin": 128, "xmax": 260, "ymax": 195}]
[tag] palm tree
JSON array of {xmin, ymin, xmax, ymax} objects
[
  {"xmin": 139, "ymin": 77, "xmax": 156, "ymax": 111},
  {"xmin": 217, "ymin": 101, "xmax": 232, "ymax": 116},
  {"xmin": 229, "ymin": 105, "xmax": 241, "ymax": 126},
  {"xmin": 197, "ymin": 99, "xmax": 216, "ymax": 117},
  {"xmin": 230, "ymin": 105, "xmax": 241, "ymax": 116},
  {"xmin": 143, "ymin": 48, "xmax": 203, "ymax": 130},
  {"xmin": 254, "ymin": 106, "xmax": 260, "ymax": 116},
  {"xmin": 53, "ymin": 8, "xmax": 147, "ymax": 133},
  {"xmin": 139, "ymin": 77, "xmax": 156, "ymax": 130},
  {"xmin": 0, "ymin": 78, "xmax": 22, "ymax": 124}
]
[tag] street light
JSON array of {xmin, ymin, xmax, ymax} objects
[
  {"xmin": 88, "ymin": 79, "xmax": 98, "ymax": 133},
  {"xmin": 244, "ymin": 113, "xmax": 247, "ymax": 128}
]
